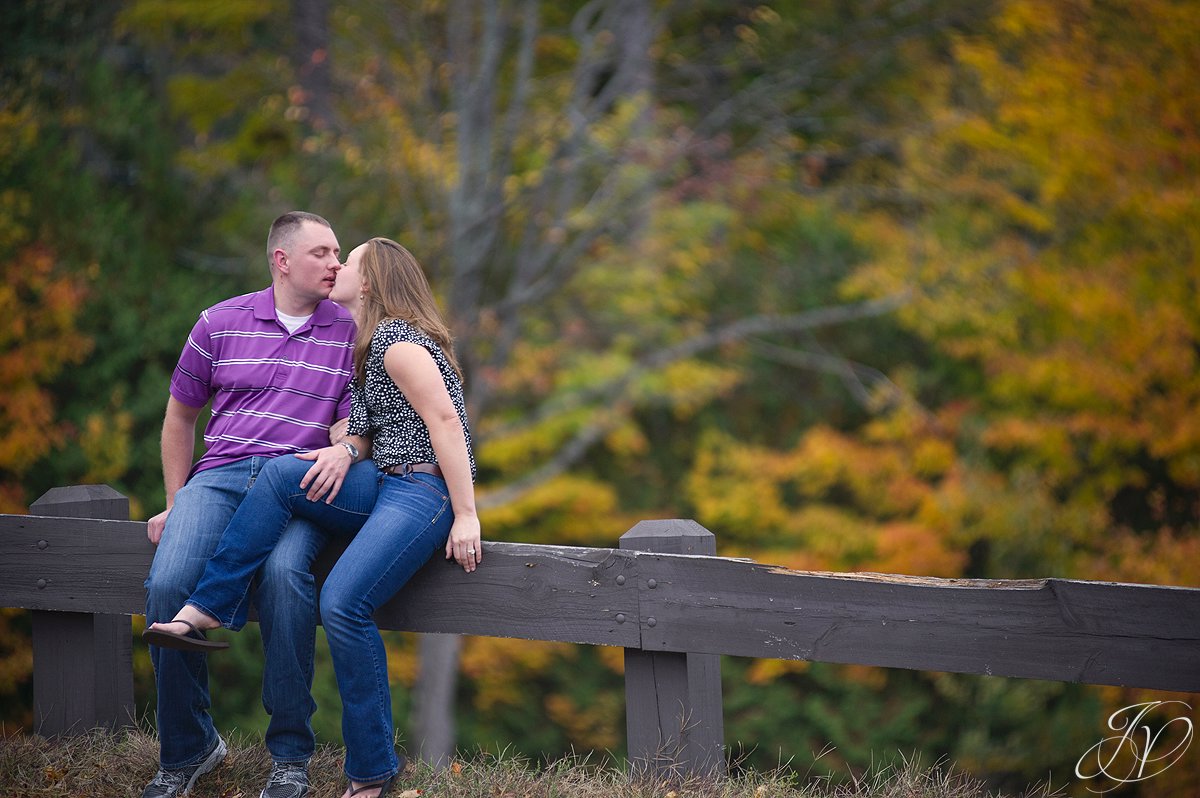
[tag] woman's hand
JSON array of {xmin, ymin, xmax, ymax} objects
[
  {"xmin": 445, "ymin": 514, "xmax": 482, "ymax": 573},
  {"xmin": 294, "ymin": 445, "xmax": 353, "ymax": 503}
]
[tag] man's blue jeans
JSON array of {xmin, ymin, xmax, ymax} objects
[
  {"xmin": 144, "ymin": 457, "xmax": 327, "ymax": 769},
  {"xmin": 183, "ymin": 454, "xmax": 453, "ymax": 783}
]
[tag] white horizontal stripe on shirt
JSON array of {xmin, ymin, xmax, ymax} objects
[
  {"xmin": 212, "ymin": 357, "xmax": 351, "ymax": 376},
  {"xmin": 210, "ymin": 407, "xmax": 334, "ymax": 431},
  {"xmin": 209, "ymin": 331, "xmax": 353, "ymax": 348},
  {"xmin": 202, "ymin": 432, "xmax": 309, "ymax": 450},
  {"xmin": 221, "ymin": 384, "xmax": 350, "ymax": 404}
]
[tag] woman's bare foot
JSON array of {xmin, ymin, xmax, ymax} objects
[{"xmin": 147, "ymin": 604, "xmax": 219, "ymax": 636}]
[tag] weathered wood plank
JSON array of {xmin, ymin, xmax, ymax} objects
[
  {"xmin": 621, "ymin": 521, "xmax": 725, "ymax": 776},
  {"xmin": 0, "ymin": 515, "xmax": 151, "ymax": 615},
  {"xmin": 317, "ymin": 541, "xmax": 641, "ymax": 647},
  {"xmin": 0, "ymin": 515, "xmax": 640, "ymax": 647},
  {"xmin": 631, "ymin": 555, "xmax": 1200, "ymax": 692},
  {"xmin": 624, "ymin": 648, "xmax": 693, "ymax": 772},
  {"xmin": 4, "ymin": 512, "xmax": 1199, "ymax": 691},
  {"xmin": 29, "ymin": 487, "xmax": 135, "ymax": 736},
  {"xmin": 31, "ymin": 612, "xmax": 135, "ymax": 734}
]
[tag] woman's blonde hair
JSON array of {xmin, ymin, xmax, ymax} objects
[{"xmin": 354, "ymin": 237, "xmax": 460, "ymax": 382}]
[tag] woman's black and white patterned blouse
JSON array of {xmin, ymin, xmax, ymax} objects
[{"xmin": 347, "ymin": 318, "xmax": 476, "ymax": 479}]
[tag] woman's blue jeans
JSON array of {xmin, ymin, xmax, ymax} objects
[
  {"xmin": 186, "ymin": 454, "xmax": 453, "ymax": 783},
  {"xmin": 144, "ymin": 457, "xmax": 328, "ymax": 769}
]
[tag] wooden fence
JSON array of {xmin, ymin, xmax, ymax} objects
[{"xmin": 2, "ymin": 484, "xmax": 1199, "ymax": 776}]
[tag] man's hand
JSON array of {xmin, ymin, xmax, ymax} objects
[
  {"xmin": 295, "ymin": 445, "xmax": 353, "ymax": 503},
  {"xmin": 152, "ymin": 397, "xmax": 202, "ymax": 546},
  {"xmin": 147, "ymin": 508, "xmax": 170, "ymax": 545}
]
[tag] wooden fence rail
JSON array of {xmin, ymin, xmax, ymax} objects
[{"xmin": 2, "ymin": 484, "xmax": 1199, "ymax": 776}]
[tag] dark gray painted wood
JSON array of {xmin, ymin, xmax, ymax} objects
[
  {"xmin": 622, "ymin": 519, "xmax": 719, "ymax": 556},
  {"xmin": 28, "ymin": 486, "xmax": 135, "ymax": 736},
  {"xmin": 31, "ymin": 485, "xmax": 129, "ymax": 521},
  {"xmin": 3, "ymin": 501, "xmax": 1198, "ymax": 696},
  {"xmin": 0, "ymin": 515, "xmax": 152, "ymax": 614},
  {"xmin": 631, "ymin": 556, "xmax": 1200, "ymax": 692},
  {"xmin": 624, "ymin": 648, "xmax": 692, "ymax": 775},
  {"xmin": 621, "ymin": 521, "xmax": 725, "ymax": 776},
  {"xmin": 0, "ymin": 515, "xmax": 642, "ymax": 646},
  {"xmin": 314, "ymin": 540, "xmax": 642, "ymax": 647}
]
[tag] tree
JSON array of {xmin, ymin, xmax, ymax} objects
[
  {"xmin": 706, "ymin": 0, "xmax": 1200, "ymax": 788},
  {"xmin": 849, "ymin": 0, "xmax": 1200, "ymax": 572},
  {"xmin": 329, "ymin": 0, "xmax": 960, "ymax": 760},
  {"xmin": 0, "ymin": 73, "xmax": 92, "ymax": 726},
  {"xmin": 16, "ymin": 0, "xmax": 1055, "ymax": 776},
  {"xmin": 0, "ymin": 245, "xmax": 90, "ymax": 512}
]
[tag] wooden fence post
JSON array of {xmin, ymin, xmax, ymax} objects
[
  {"xmin": 28, "ymin": 485, "xmax": 135, "ymax": 737},
  {"xmin": 620, "ymin": 520, "xmax": 725, "ymax": 778}
]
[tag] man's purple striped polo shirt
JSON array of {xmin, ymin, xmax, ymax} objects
[{"xmin": 169, "ymin": 286, "xmax": 356, "ymax": 477}]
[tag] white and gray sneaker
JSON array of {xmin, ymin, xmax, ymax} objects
[
  {"xmin": 141, "ymin": 735, "xmax": 228, "ymax": 798},
  {"xmin": 260, "ymin": 760, "xmax": 311, "ymax": 798}
]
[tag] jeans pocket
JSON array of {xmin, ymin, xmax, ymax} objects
[{"xmin": 409, "ymin": 473, "xmax": 449, "ymax": 501}]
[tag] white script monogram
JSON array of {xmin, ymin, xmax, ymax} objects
[{"xmin": 1075, "ymin": 701, "xmax": 1193, "ymax": 790}]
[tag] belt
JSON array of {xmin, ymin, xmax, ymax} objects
[{"xmin": 382, "ymin": 462, "xmax": 444, "ymax": 479}]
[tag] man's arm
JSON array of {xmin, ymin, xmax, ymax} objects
[{"xmin": 146, "ymin": 397, "xmax": 203, "ymax": 545}]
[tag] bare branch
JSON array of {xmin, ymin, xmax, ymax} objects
[
  {"xmin": 479, "ymin": 415, "xmax": 613, "ymax": 510},
  {"xmin": 748, "ymin": 339, "xmax": 932, "ymax": 420},
  {"xmin": 478, "ymin": 293, "xmax": 911, "ymax": 507},
  {"xmin": 292, "ymin": 0, "xmax": 335, "ymax": 131}
]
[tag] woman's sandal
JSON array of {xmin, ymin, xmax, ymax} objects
[
  {"xmin": 142, "ymin": 618, "xmax": 229, "ymax": 652},
  {"xmin": 348, "ymin": 774, "xmax": 395, "ymax": 796}
]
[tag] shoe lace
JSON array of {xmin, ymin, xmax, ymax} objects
[
  {"xmin": 146, "ymin": 768, "xmax": 187, "ymax": 792},
  {"xmin": 266, "ymin": 762, "xmax": 308, "ymax": 787}
]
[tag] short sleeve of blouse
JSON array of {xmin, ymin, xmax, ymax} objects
[
  {"xmin": 347, "ymin": 379, "xmax": 369, "ymax": 437},
  {"xmin": 375, "ymin": 319, "xmax": 444, "ymax": 364}
]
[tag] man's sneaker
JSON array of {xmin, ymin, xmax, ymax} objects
[
  {"xmin": 141, "ymin": 735, "xmax": 227, "ymax": 798},
  {"xmin": 260, "ymin": 760, "xmax": 311, "ymax": 798}
]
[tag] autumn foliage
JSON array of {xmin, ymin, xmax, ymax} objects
[
  {"xmin": 0, "ymin": 245, "xmax": 90, "ymax": 513},
  {"xmin": 2, "ymin": 0, "xmax": 1198, "ymax": 794}
]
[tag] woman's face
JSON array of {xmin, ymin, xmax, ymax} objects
[{"xmin": 330, "ymin": 243, "xmax": 367, "ymax": 307}]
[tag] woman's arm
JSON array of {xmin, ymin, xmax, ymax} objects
[{"xmin": 383, "ymin": 342, "xmax": 481, "ymax": 573}]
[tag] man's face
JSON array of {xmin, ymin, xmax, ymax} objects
[
  {"xmin": 330, "ymin": 242, "xmax": 367, "ymax": 308},
  {"xmin": 278, "ymin": 221, "xmax": 341, "ymax": 303}
]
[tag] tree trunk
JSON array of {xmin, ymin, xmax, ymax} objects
[
  {"xmin": 291, "ymin": 0, "xmax": 334, "ymax": 130},
  {"xmin": 406, "ymin": 0, "xmax": 661, "ymax": 763},
  {"xmin": 408, "ymin": 633, "xmax": 462, "ymax": 766}
]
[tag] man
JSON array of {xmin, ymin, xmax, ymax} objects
[{"xmin": 142, "ymin": 212, "xmax": 355, "ymax": 798}]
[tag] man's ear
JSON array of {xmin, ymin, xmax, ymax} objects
[{"xmin": 273, "ymin": 248, "xmax": 290, "ymax": 274}]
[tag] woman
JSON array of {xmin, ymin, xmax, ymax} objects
[{"xmin": 144, "ymin": 238, "xmax": 480, "ymax": 798}]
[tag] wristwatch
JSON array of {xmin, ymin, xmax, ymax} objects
[{"xmin": 338, "ymin": 440, "xmax": 359, "ymax": 462}]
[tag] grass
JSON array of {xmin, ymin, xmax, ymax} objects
[{"xmin": 0, "ymin": 727, "xmax": 1059, "ymax": 798}]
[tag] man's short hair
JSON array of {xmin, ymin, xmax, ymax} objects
[{"xmin": 267, "ymin": 211, "xmax": 332, "ymax": 271}]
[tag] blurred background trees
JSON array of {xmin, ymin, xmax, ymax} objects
[{"xmin": 2, "ymin": 0, "xmax": 1197, "ymax": 794}]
